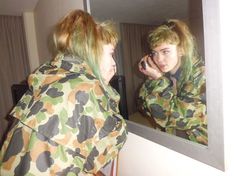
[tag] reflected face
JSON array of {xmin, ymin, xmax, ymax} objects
[
  {"xmin": 152, "ymin": 43, "xmax": 181, "ymax": 74},
  {"xmin": 100, "ymin": 44, "xmax": 116, "ymax": 84}
]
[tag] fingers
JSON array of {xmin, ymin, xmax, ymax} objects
[
  {"xmin": 138, "ymin": 55, "xmax": 148, "ymax": 72},
  {"xmin": 146, "ymin": 56, "xmax": 159, "ymax": 71},
  {"xmin": 138, "ymin": 55, "xmax": 163, "ymax": 79}
]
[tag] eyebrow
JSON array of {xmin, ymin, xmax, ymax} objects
[
  {"xmin": 153, "ymin": 47, "xmax": 170, "ymax": 53},
  {"xmin": 160, "ymin": 47, "xmax": 171, "ymax": 51}
]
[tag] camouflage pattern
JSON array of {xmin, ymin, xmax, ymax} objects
[
  {"xmin": 0, "ymin": 54, "xmax": 127, "ymax": 175},
  {"xmin": 138, "ymin": 59, "xmax": 207, "ymax": 145}
]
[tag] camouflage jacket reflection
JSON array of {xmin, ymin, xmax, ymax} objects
[{"xmin": 138, "ymin": 59, "xmax": 207, "ymax": 145}]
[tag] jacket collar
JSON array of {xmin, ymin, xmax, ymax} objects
[{"xmin": 51, "ymin": 53, "xmax": 96, "ymax": 78}]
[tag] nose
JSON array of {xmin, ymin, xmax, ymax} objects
[
  {"xmin": 154, "ymin": 53, "xmax": 164, "ymax": 63},
  {"xmin": 111, "ymin": 57, "xmax": 116, "ymax": 67}
]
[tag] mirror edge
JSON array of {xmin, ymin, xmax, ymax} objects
[
  {"xmin": 83, "ymin": 0, "xmax": 91, "ymax": 13},
  {"xmin": 126, "ymin": 0, "xmax": 224, "ymax": 171},
  {"xmin": 85, "ymin": 0, "xmax": 224, "ymax": 171}
]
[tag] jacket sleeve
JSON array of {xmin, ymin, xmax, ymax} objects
[
  {"xmin": 73, "ymin": 84, "xmax": 127, "ymax": 174},
  {"xmin": 138, "ymin": 62, "xmax": 207, "ymax": 134}
]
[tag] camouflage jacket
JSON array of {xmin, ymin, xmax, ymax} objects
[
  {"xmin": 138, "ymin": 59, "xmax": 207, "ymax": 145},
  {"xmin": 0, "ymin": 54, "xmax": 127, "ymax": 175}
]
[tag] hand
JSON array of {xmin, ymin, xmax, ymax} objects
[{"xmin": 138, "ymin": 55, "xmax": 163, "ymax": 80}]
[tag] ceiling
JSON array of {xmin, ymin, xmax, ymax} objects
[
  {"xmin": 0, "ymin": 0, "xmax": 38, "ymax": 16},
  {"xmin": 0, "ymin": 0, "xmax": 189, "ymax": 25}
]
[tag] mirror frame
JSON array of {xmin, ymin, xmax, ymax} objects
[{"xmin": 85, "ymin": 0, "xmax": 224, "ymax": 171}]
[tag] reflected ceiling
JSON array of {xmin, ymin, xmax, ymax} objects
[{"xmin": 90, "ymin": 0, "xmax": 189, "ymax": 25}]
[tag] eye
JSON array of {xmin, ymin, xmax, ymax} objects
[
  {"xmin": 162, "ymin": 50, "xmax": 170, "ymax": 55},
  {"xmin": 150, "ymin": 51, "xmax": 158, "ymax": 58}
]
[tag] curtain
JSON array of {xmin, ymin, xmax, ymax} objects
[
  {"xmin": 120, "ymin": 23, "xmax": 156, "ymax": 115},
  {"xmin": 0, "ymin": 15, "xmax": 30, "ymax": 145}
]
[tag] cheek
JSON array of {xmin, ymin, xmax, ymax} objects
[
  {"xmin": 173, "ymin": 57, "xmax": 179, "ymax": 66},
  {"xmin": 100, "ymin": 57, "xmax": 114, "ymax": 74},
  {"xmin": 169, "ymin": 55, "xmax": 179, "ymax": 66}
]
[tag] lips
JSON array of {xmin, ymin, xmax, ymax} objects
[{"xmin": 158, "ymin": 64, "xmax": 166, "ymax": 69}]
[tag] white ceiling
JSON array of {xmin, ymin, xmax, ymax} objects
[
  {"xmin": 0, "ymin": 0, "xmax": 38, "ymax": 16},
  {"xmin": 0, "ymin": 0, "xmax": 189, "ymax": 25}
]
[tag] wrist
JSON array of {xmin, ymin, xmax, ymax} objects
[{"xmin": 150, "ymin": 70, "xmax": 163, "ymax": 80}]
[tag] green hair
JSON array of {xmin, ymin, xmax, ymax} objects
[{"xmin": 148, "ymin": 19, "xmax": 199, "ymax": 90}]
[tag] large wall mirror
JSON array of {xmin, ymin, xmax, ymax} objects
[{"xmin": 85, "ymin": 0, "xmax": 224, "ymax": 170}]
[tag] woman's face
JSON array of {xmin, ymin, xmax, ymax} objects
[
  {"xmin": 100, "ymin": 43, "xmax": 116, "ymax": 84},
  {"xmin": 151, "ymin": 43, "xmax": 182, "ymax": 74}
]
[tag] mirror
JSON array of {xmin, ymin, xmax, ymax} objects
[
  {"xmin": 90, "ymin": 0, "xmax": 206, "ymax": 144},
  {"xmin": 86, "ymin": 0, "xmax": 224, "ymax": 170}
]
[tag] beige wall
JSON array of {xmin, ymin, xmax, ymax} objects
[
  {"xmin": 118, "ymin": 0, "xmax": 235, "ymax": 175},
  {"xmin": 23, "ymin": 12, "xmax": 39, "ymax": 72},
  {"xmin": 119, "ymin": 133, "xmax": 224, "ymax": 175},
  {"xmin": 34, "ymin": 0, "xmax": 84, "ymax": 64}
]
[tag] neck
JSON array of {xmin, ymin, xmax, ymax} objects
[{"xmin": 170, "ymin": 59, "xmax": 181, "ymax": 74}]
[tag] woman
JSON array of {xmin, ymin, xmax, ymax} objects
[
  {"xmin": 138, "ymin": 19, "xmax": 207, "ymax": 145},
  {"xmin": 0, "ymin": 10, "xmax": 127, "ymax": 175}
]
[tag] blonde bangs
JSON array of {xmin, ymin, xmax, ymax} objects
[
  {"xmin": 97, "ymin": 21, "xmax": 119, "ymax": 47},
  {"xmin": 148, "ymin": 26, "xmax": 180, "ymax": 49}
]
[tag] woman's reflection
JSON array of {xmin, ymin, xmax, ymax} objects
[{"xmin": 138, "ymin": 19, "xmax": 207, "ymax": 145}]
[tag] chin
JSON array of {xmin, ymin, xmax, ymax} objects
[{"xmin": 160, "ymin": 68, "xmax": 168, "ymax": 73}]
